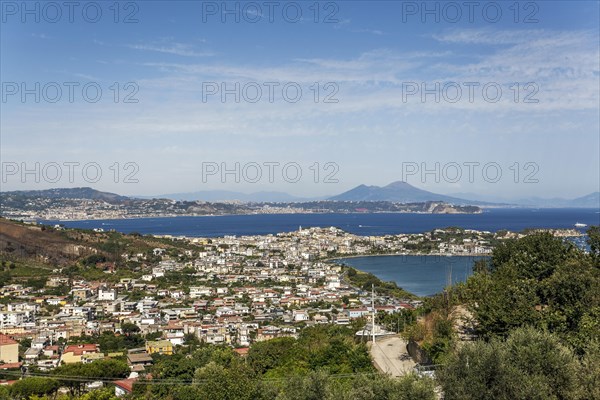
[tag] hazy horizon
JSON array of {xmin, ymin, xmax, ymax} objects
[{"xmin": 1, "ymin": 182, "xmax": 598, "ymax": 203}]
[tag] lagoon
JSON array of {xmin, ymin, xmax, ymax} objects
[{"xmin": 333, "ymin": 255, "xmax": 487, "ymax": 297}]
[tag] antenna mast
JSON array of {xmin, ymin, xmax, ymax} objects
[{"xmin": 371, "ymin": 284, "xmax": 375, "ymax": 344}]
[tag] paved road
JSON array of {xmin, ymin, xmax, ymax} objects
[{"xmin": 369, "ymin": 335, "xmax": 416, "ymax": 377}]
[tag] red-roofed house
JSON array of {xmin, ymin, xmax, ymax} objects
[
  {"xmin": 233, "ymin": 347, "xmax": 249, "ymax": 357},
  {"xmin": 61, "ymin": 344, "xmax": 100, "ymax": 364},
  {"xmin": 114, "ymin": 378, "xmax": 137, "ymax": 397}
]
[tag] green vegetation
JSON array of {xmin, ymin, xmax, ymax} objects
[
  {"xmin": 460, "ymin": 231, "xmax": 600, "ymax": 351},
  {"xmin": 344, "ymin": 266, "xmax": 417, "ymax": 299},
  {"xmin": 4, "ymin": 377, "xmax": 61, "ymax": 399},
  {"xmin": 81, "ymin": 254, "xmax": 107, "ymax": 266},
  {"xmin": 53, "ymin": 359, "xmax": 130, "ymax": 397},
  {"xmin": 438, "ymin": 327, "xmax": 597, "ymax": 400},
  {"xmin": 273, "ymin": 370, "xmax": 435, "ymax": 400},
  {"xmin": 0, "ymin": 359, "xmax": 128, "ymax": 399},
  {"xmin": 132, "ymin": 325, "xmax": 436, "ymax": 400},
  {"xmin": 247, "ymin": 325, "xmax": 372, "ymax": 376},
  {"xmin": 376, "ymin": 309, "xmax": 418, "ymax": 335},
  {"xmin": 417, "ymin": 227, "xmax": 600, "ymax": 399},
  {"xmin": 0, "ymin": 259, "xmax": 53, "ymax": 287},
  {"xmin": 390, "ymin": 228, "xmax": 600, "ymax": 399}
]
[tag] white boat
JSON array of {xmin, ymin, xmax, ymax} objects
[{"xmin": 574, "ymin": 222, "xmax": 587, "ymax": 228}]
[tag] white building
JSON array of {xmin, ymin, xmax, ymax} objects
[
  {"xmin": 98, "ymin": 288, "xmax": 117, "ymax": 301},
  {"xmin": 189, "ymin": 286, "xmax": 213, "ymax": 298},
  {"xmin": 0, "ymin": 310, "xmax": 34, "ymax": 328}
]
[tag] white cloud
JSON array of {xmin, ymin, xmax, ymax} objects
[
  {"xmin": 133, "ymin": 28, "xmax": 598, "ymax": 113},
  {"xmin": 432, "ymin": 29, "xmax": 547, "ymax": 45},
  {"xmin": 351, "ymin": 28, "xmax": 384, "ymax": 35},
  {"xmin": 31, "ymin": 33, "xmax": 49, "ymax": 39},
  {"xmin": 128, "ymin": 41, "xmax": 213, "ymax": 57}
]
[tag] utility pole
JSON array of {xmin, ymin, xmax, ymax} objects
[{"xmin": 371, "ymin": 284, "xmax": 375, "ymax": 344}]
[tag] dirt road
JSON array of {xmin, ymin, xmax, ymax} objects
[{"xmin": 369, "ymin": 335, "xmax": 415, "ymax": 377}]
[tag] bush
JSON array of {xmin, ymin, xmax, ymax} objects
[{"xmin": 438, "ymin": 327, "xmax": 583, "ymax": 400}]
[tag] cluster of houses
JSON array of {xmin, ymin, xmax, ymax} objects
[{"xmin": 0, "ymin": 226, "xmax": 507, "ymax": 394}]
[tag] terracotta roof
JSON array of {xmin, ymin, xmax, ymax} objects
[
  {"xmin": 64, "ymin": 344, "xmax": 99, "ymax": 356},
  {"xmin": 233, "ymin": 348, "xmax": 249, "ymax": 356},
  {"xmin": 0, "ymin": 363, "xmax": 22, "ymax": 370},
  {"xmin": 166, "ymin": 321, "xmax": 183, "ymax": 329},
  {"xmin": 0, "ymin": 335, "xmax": 18, "ymax": 346},
  {"xmin": 114, "ymin": 378, "xmax": 137, "ymax": 393}
]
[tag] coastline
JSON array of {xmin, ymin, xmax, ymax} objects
[
  {"xmin": 34, "ymin": 209, "xmax": 483, "ymax": 223},
  {"xmin": 324, "ymin": 252, "xmax": 487, "ymax": 263},
  {"xmin": 22, "ymin": 210, "xmax": 593, "ymax": 242}
]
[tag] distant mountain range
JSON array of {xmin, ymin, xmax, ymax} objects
[
  {"xmin": 327, "ymin": 181, "xmax": 498, "ymax": 206},
  {"xmin": 2, "ymin": 187, "xmax": 129, "ymax": 203},
  {"xmin": 2, "ymin": 184, "xmax": 599, "ymax": 208},
  {"xmin": 142, "ymin": 182, "xmax": 599, "ymax": 207},
  {"xmin": 148, "ymin": 182, "xmax": 494, "ymax": 205},
  {"xmin": 329, "ymin": 182, "xmax": 598, "ymax": 208}
]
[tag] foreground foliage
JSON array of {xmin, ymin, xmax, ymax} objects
[
  {"xmin": 463, "ymin": 231, "xmax": 600, "ymax": 351},
  {"xmin": 436, "ymin": 228, "xmax": 600, "ymax": 399},
  {"xmin": 438, "ymin": 327, "xmax": 599, "ymax": 400},
  {"xmin": 130, "ymin": 325, "xmax": 436, "ymax": 400}
]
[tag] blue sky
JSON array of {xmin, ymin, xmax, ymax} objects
[{"xmin": 1, "ymin": 0, "xmax": 599, "ymax": 199}]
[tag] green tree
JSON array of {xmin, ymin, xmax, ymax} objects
[
  {"xmin": 183, "ymin": 333, "xmax": 201, "ymax": 349},
  {"xmin": 54, "ymin": 359, "xmax": 129, "ymax": 396},
  {"xmin": 438, "ymin": 327, "xmax": 582, "ymax": 400},
  {"xmin": 247, "ymin": 337, "xmax": 296, "ymax": 374},
  {"xmin": 579, "ymin": 340, "xmax": 600, "ymax": 400},
  {"xmin": 466, "ymin": 232, "xmax": 600, "ymax": 347},
  {"xmin": 9, "ymin": 377, "xmax": 60, "ymax": 399},
  {"xmin": 194, "ymin": 360, "xmax": 258, "ymax": 400},
  {"xmin": 587, "ymin": 226, "xmax": 600, "ymax": 262},
  {"xmin": 121, "ymin": 322, "xmax": 140, "ymax": 335},
  {"xmin": 277, "ymin": 370, "xmax": 330, "ymax": 400},
  {"xmin": 490, "ymin": 232, "xmax": 573, "ymax": 279},
  {"xmin": 78, "ymin": 387, "xmax": 120, "ymax": 400},
  {"xmin": 82, "ymin": 254, "xmax": 107, "ymax": 266},
  {"xmin": 348, "ymin": 373, "xmax": 436, "ymax": 400}
]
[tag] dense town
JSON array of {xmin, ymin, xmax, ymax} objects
[{"xmin": 0, "ymin": 221, "xmax": 585, "ymax": 397}]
